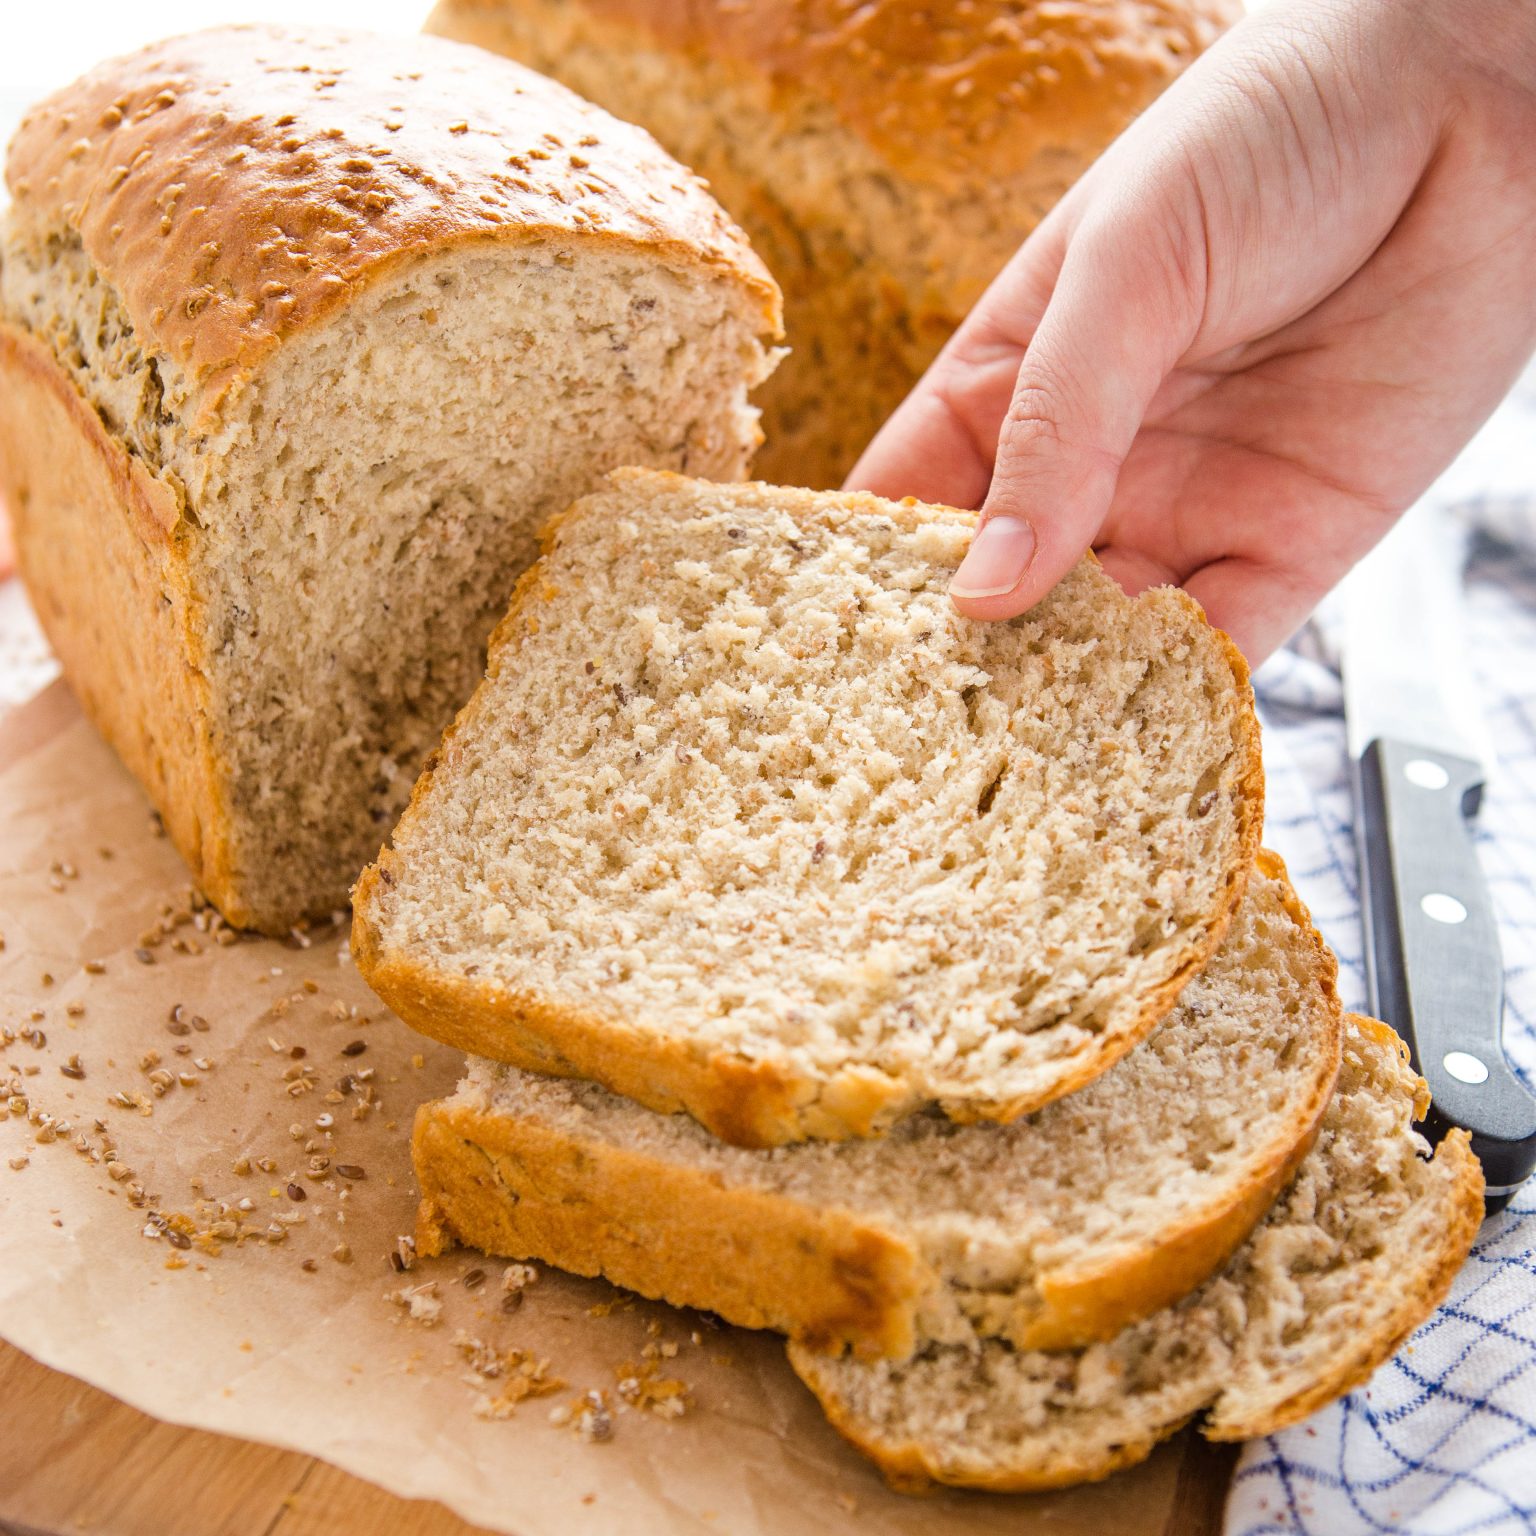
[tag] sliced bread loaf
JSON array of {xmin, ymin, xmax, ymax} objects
[
  {"xmin": 426, "ymin": 0, "xmax": 1235, "ymax": 488},
  {"xmin": 355, "ymin": 470, "xmax": 1263, "ymax": 1145},
  {"xmin": 789, "ymin": 1016, "xmax": 1485, "ymax": 1492},
  {"xmin": 413, "ymin": 855, "xmax": 1342, "ymax": 1356},
  {"xmin": 0, "ymin": 27, "xmax": 780, "ymax": 932}
]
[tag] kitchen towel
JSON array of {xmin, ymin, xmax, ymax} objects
[{"xmin": 1228, "ymin": 361, "xmax": 1536, "ymax": 1536}]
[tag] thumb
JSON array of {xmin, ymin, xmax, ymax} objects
[{"xmin": 950, "ymin": 216, "xmax": 1193, "ymax": 620}]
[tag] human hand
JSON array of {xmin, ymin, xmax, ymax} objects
[{"xmin": 849, "ymin": 0, "xmax": 1536, "ymax": 660}]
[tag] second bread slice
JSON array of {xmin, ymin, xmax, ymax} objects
[
  {"xmin": 790, "ymin": 1017, "xmax": 1483, "ymax": 1491},
  {"xmin": 356, "ymin": 470, "xmax": 1263, "ymax": 1145},
  {"xmin": 413, "ymin": 855, "xmax": 1340, "ymax": 1356}
]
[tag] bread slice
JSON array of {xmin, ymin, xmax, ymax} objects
[
  {"xmin": 412, "ymin": 855, "xmax": 1341, "ymax": 1356},
  {"xmin": 0, "ymin": 26, "xmax": 780, "ymax": 932},
  {"xmin": 789, "ymin": 1017, "xmax": 1485, "ymax": 1493},
  {"xmin": 355, "ymin": 470, "xmax": 1263, "ymax": 1145}
]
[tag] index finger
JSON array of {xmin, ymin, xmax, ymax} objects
[{"xmin": 842, "ymin": 215, "xmax": 1070, "ymax": 507}]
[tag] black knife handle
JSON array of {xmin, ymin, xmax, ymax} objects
[{"xmin": 1355, "ymin": 737, "xmax": 1536, "ymax": 1212}]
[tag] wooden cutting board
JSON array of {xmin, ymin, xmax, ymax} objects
[{"xmin": 0, "ymin": 1336, "xmax": 1236, "ymax": 1536}]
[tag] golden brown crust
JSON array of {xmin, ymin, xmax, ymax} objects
[
  {"xmin": 412, "ymin": 1095, "xmax": 924, "ymax": 1356},
  {"xmin": 353, "ymin": 470, "xmax": 1266, "ymax": 1145},
  {"xmin": 797, "ymin": 1379, "xmax": 1192, "ymax": 1496},
  {"xmin": 429, "ymin": 0, "xmax": 1239, "ymax": 186},
  {"xmin": 0, "ymin": 322, "xmax": 253, "ymax": 923},
  {"xmin": 5, "ymin": 25, "xmax": 780, "ymax": 429},
  {"xmin": 355, "ymin": 905, "xmax": 906, "ymax": 1149}
]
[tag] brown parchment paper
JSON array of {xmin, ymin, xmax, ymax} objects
[{"xmin": 0, "ymin": 683, "xmax": 1192, "ymax": 1536}]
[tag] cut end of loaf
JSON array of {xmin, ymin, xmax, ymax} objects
[
  {"xmin": 356, "ymin": 469, "xmax": 1263, "ymax": 1142},
  {"xmin": 3, "ymin": 23, "xmax": 784, "ymax": 932}
]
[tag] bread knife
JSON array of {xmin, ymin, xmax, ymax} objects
[{"xmin": 1342, "ymin": 502, "xmax": 1536, "ymax": 1213}]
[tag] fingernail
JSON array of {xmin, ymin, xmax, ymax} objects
[{"xmin": 948, "ymin": 516, "xmax": 1037, "ymax": 600}]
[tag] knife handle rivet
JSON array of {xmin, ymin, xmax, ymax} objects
[
  {"xmin": 1404, "ymin": 758, "xmax": 1451, "ymax": 791},
  {"xmin": 1421, "ymin": 892, "xmax": 1469, "ymax": 925},
  {"xmin": 1443, "ymin": 1051, "xmax": 1490, "ymax": 1086}
]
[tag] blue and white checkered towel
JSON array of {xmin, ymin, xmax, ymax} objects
[{"xmin": 1226, "ymin": 362, "xmax": 1536, "ymax": 1536}]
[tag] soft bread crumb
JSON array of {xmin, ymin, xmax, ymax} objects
[
  {"xmin": 358, "ymin": 471, "xmax": 1262, "ymax": 1141},
  {"xmin": 416, "ymin": 859, "xmax": 1342, "ymax": 1355}
]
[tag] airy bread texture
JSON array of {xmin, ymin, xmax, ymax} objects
[
  {"xmin": 790, "ymin": 1017, "xmax": 1485, "ymax": 1493},
  {"xmin": 414, "ymin": 856, "xmax": 1343, "ymax": 1356},
  {"xmin": 426, "ymin": 0, "xmax": 1237, "ymax": 486},
  {"xmin": 0, "ymin": 26, "xmax": 780, "ymax": 932},
  {"xmin": 355, "ymin": 471, "xmax": 1263, "ymax": 1145}
]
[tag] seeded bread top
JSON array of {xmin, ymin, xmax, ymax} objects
[
  {"xmin": 430, "ymin": 0, "xmax": 1238, "ymax": 183},
  {"xmin": 3, "ymin": 25, "xmax": 779, "ymax": 426}
]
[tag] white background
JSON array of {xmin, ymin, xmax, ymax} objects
[{"xmin": 2, "ymin": 0, "xmax": 435, "ymax": 151}]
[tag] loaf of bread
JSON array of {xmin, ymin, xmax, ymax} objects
[
  {"xmin": 425, "ymin": 0, "xmax": 1237, "ymax": 487},
  {"xmin": 354, "ymin": 471, "xmax": 1263, "ymax": 1145},
  {"xmin": 414, "ymin": 856, "xmax": 1343, "ymax": 1356},
  {"xmin": 0, "ymin": 26, "xmax": 781, "ymax": 932},
  {"xmin": 790, "ymin": 1016, "xmax": 1484, "ymax": 1492}
]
